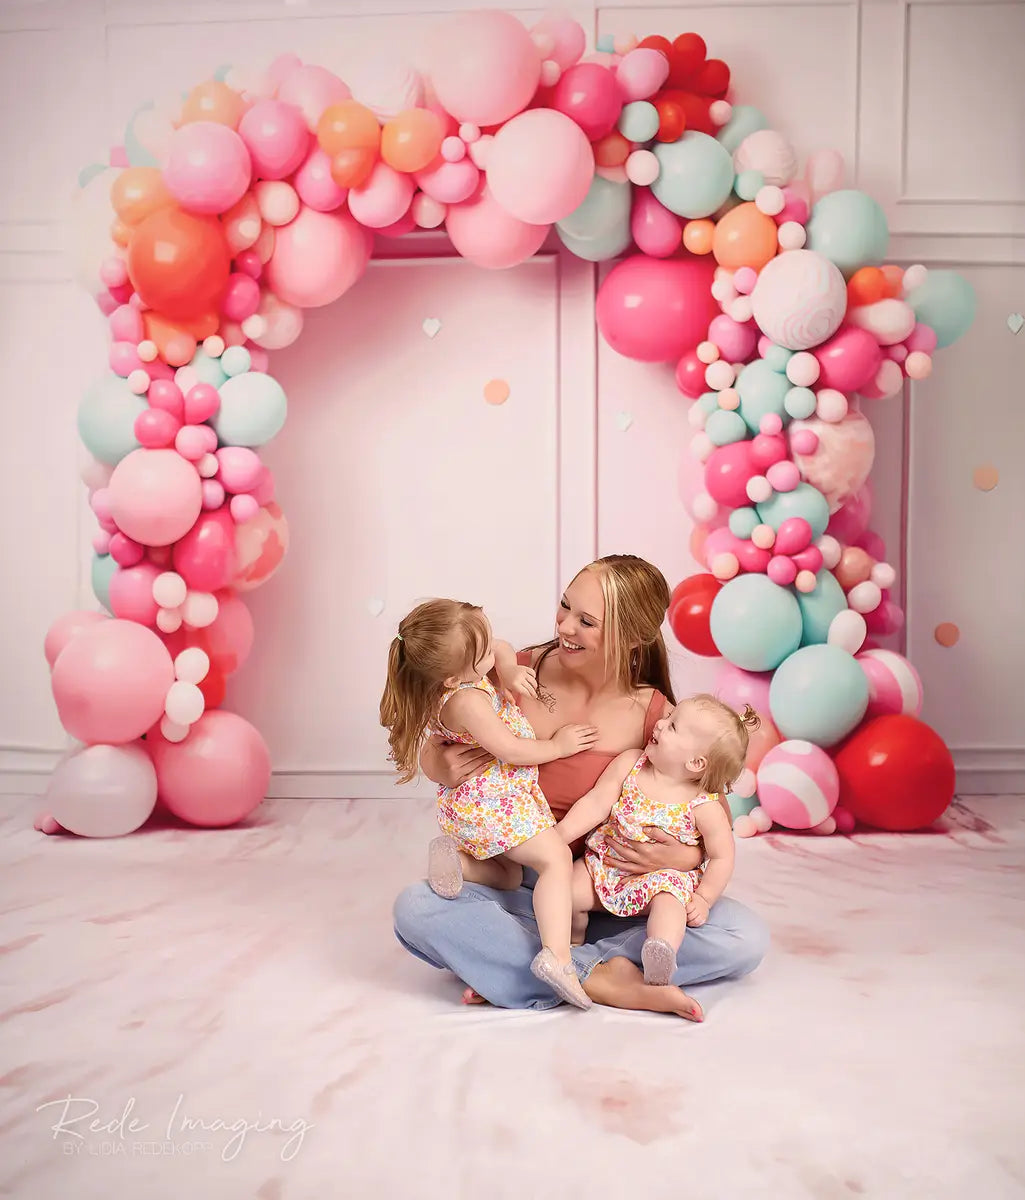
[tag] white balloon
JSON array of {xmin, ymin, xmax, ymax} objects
[
  {"xmin": 65, "ymin": 167, "xmax": 123, "ymax": 295},
  {"xmin": 165, "ymin": 681, "xmax": 206, "ymax": 727},
  {"xmin": 153, "ymin": 571, "xmax": 187, "ymax": 609},
  {"xmin": 160, "ymin": 717, "xmax": 190, "ymax": 743},
  {"xmin": 182, "ymin": 591, "xmax": 219, "ymax": 629},
  {"xmin": 827, "ymin": 609, "xmax": 867, "ymax": 655},
  {"xmin": 44, "ymin": 743, "xmax": 157, "ymax": 838},
  {"xmin": 174, "ymin": 648, "xmax": 210, "ymax": 685},
  {"xmin": 848, "ymin": 580, "xmax": 882, "ymax": 614}
]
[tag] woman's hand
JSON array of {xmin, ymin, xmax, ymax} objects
[
  {"xmin": 421, "ymin": 734, "xmax": 493, "ymax": 788},
  {"xmin": 603, "ymin": 827, "xmax": 703, "ymax": 875}
]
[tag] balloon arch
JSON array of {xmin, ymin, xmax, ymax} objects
[{"xmin": 46, "ymin": 10, "xmax": 970, "ymax": 839}]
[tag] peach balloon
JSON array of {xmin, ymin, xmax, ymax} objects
[
  {"xmin": 683, "ymin": 219, "xmax": 714, "ymax": 255},
  {"xmin": 712, "ymin": 202, "xmax": 778, "ymax": 271},
  {"xmin": 381, "ymin": 109, "xmax": 444, "ymax": 174},
  {"xmin": 180, "ymin": 80, "xmax": 248, "ymax": 129},
  {"xmin": 111, "ymin": 167, "xmax": 175, "ymax": 226},
  {"xmin": 834, "ymin": 546, "xmax": 874, "ymax": 591}
]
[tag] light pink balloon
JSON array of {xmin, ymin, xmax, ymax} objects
[
  {"xmin": 148, "ymin": 710, "xmax": 270, "ymax": 827},
  {"xmin": 445, "ymin": 185, "xmax": 549, "ymax": 269},
  {"xmin": 631, "ymin": 189, "xmax": 682, "ymax": 258},
  {"xmin": 415, "ymin": 157, "xmax": 480, "ymax": 205},
  {"xmin": 487, "ymin": 109, "xmax": 594, "ymax": 225},
  {"xmin": 347, "ymin": 162, "xmax": 415, "ymax": 229},
  {"xmin": 204, "ymin": 590, "xmax": 255, "ymax": 673},
  {"xmin": 43, "ymin": 742, "xmax": 158, "ymax": 838},
  {"xmin": 530, "ymin": 15, "xmax": 586, "ymax": 70},
  {"xmin": 293, "ymin": 146, "xmax": 348, "ymax": 211},
  {"xmin": 238, "ymin": 99, "xmax": 310, "ymax": 180},
  {"xmin": 51, "ymin": 619, "xmax": 175, "ymax": 745},
  {"xmin": 790, "ymin": 410, "xmax": 875, "ymax": 513},
  {"xmin": 44, "ymin": 610, "xmax": 108, "ymax": 669},
  {"xmin": 108, "ymin": 448, "xmax": 203, "ymax": 547},
  {"xmin": 615, "ymin": 47, "xmax": 669, "ymax": 100},
  {"xmin": 109, "ymin": 561, "xmax": 162, "ymax": 626},
  {"xmin": 716, "ymin": 663, "xmax": 774, "ymax": 716},
  {"xmin": 805, "ymin": 148, "xmax": 846, "ymax": 203},
  {"xmin": 264, "ymin": 205, "xmax": 372, "ymax": 307},
  {"xmin": 428, "ymin": 10, "xmax": 542, "ymax": 126},
  {"xmin": 709, "ymin": 313, "xmax": 758, "ymax": 362},
  {"xmin": 163, "ymin": 122, "xmax": 252, "ymax": 214},
  {"xmin": 275, "ymin": 64, "xmax": 351, "ymax": 131}
]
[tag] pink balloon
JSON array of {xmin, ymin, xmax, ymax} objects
[
  {"xmin": 148, "ymin": 379, "xmax": 184, "ymax": 421},
  {"xmin": 531, "ymin": 15, "xmax": 586, "ymax": 69},
  {"xmin": 428, "ymin": 10, "xmax": 542, "ymax": 126},
  {"xmin": 204, "ymin": 590, "xmax": 256, "ymax": 672},
  {"xmin": 445, "ymin": 185, "xmax": 549, "ymax": 270},
  {"xmin": 827, "ymin": 481, "xmax": 873, "ymax": 545},
  {"xmin": 767, "ymin": 555, "xmax": 798, "ymax": 586},
  {"xmin": 221, "ymin": 272, "xmax": 261, "ymax": 321},
  {"xmin": 675, "ymin": 349, "xmax": 708, "ymax": 399},
  {"xmin": 148, "ymin": 710, "xmax": 269, "ymax": 827},
  {"xmin": 275, "ymin": 64, "xmax": 351, "ymax": 131},
  {"xmin": 708, "ymin": 313, "xmax": 758, "ymax": 362},
  {"xmin": 704, "ymin": 527, "xmax": 770, "ymax": 574},
  {"xmin": 264, "ymin": 205, "xmax": 372, "ymax": 307},
  {"xmin": 233, "ymin": 501, "xmax": 288, "ymax": 591},
  {"xmin": 293, "ymin": 146, "xmax": 348, "ymax": 212},
  {"xmin": 347, "ymin": 162, "xmax": 415, "ymax": 229},
  {"xmin": 109, "ymin": 304, "xmax": 144, "ymax": 344},
  {"xmin": 631, "ymin": 189, "xmax": 682, "ymax": 259},
  {"xmin": 597, "ymin": 254, "xmax": 718, "ymax": 363},
  {"xmin": 44, "ymin": 610, "xmax": 108, "ymax": 669},
  {"xmin": 238, "ymin": 99, "xmax": 310, "ymax": 180},
  {"xmin": 774, "ymin": 517, "xmax": 813, "ymax": 556},
  {"xmin": 216, "ymin": 446, "xmax": 263, "ymax": 493},
  {"xmin": 108, "ymin": 448, "xmax": 203, "ymax": 547},
  {"xmin": 109, "ymin": 561, "xmax": 162, "ymax": 625},
  {"xmin": 108, "ymin": 531, "xmax": 145, "ymax": 568},
  {"xmin": 792, "ymin": 545, "xmax": 824, "ymax": 574},
  {"xmin": 172, "ymin": 508, "xmax": 237, "ymax": 591},
  {"xmin": 704, "ymin": 441, "xmax": 758, "ymax": 509},
  {"xmin": 487, "ymin": 110, "xmax": 594, "ymax": 225},
  {"xmin": 814, "ymin": 325, "xmax": 883, "ymax": 393},
  {"xmin": 184, "ymin": 382, "xmax": 220, "ymax": 424},
  {"xmin": 415, "ymin": 158, "xmax": 480, "ymax": 205},
  {"xmin": 51, "ymin": 619, "xmax": 175, "ymax": 745},
  {"xmin": 134, "ymin": 407, "xmax": 180, "ymax": 449},
  {"xmin": 717, "ymin": 662, "xmax": 773, "ymax": 716},
  {"xmin": 857, "ymin": 530, "xmax": 886, "ymax": 562},
  {"xmin": 110, "ymin": 341, "xmax": 143, "ymax": 378},
  {"xmin": 750, "ymin": 431, "xmax": 788, "ymax": 470},
  {"xmin": 552, "ymin": 63, "xmax": 623, "ymax": 140},
  {"xmin": 864, "ymin": 597, "xmax": 904, "ymax": 637},
  {"xmin": 615, "ymin": 48, "xmax": 670, "ymax": 101},
  {"xmin": 376, "ymin": 212, "xmax": 418, "ymax": 238},
  {"xmin": 164, "ymin": 122, "xmax": 252, "ymax": 214}
]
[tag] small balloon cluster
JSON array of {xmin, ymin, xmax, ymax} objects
[{"xmin": 54, "ymin": 11, "xmax": 972, "ymax": 838}]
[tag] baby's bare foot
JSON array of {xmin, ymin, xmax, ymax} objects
[{"xmin": 427, "ymin": 836, "xmax": 463, "ymax": 899}]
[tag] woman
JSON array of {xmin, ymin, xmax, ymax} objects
[{"xmin": 392, "ymin": 554, "xmax": 769, "ymax": 1015}]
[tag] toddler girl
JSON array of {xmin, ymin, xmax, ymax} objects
[
  {"xmin": 557, "ymin": 694, "xmax": 759, "ymax": 1022},
  {"xmin": 380, "ymin": 598, "xmax": 598, "ymax": 1010}
]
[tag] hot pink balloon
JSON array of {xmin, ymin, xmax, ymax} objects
[
  {"xmin": 347, "ymin": 162, "xmax": 415, "ymax": 229},
  {"xmin": 275, "ymin": 64, "xmax": 351, "ymax": 131},
  {"xmin": 827, "ymin": 481, "xmax": 873, "ymax": 545},
  {"xmin": 221, "ymin": 272, "xmax": 261, "ymax": 321},
  {"xmin": 264, "ymin": 205, "xmax": 372, "ymax": 307},
  {"xmin": 293, "ymin": 147, "xmax": 348, "ymax": 212},
  {"xmin": 704, "ymin": 440, "xmax": 758, "ymax": 509},
  {"xmin": 51, "ymin": 619, "xmax": 175, "ymax": 745},
  {"xmin": 216, "ymin": 447, "xmax": 264, "ymax": 494},
  {"xmin": 487, "ymin": 109, "xmax": 594, "ymax": 225},
  {"xmin": 675, "ymin": 349, "xmax": 707, "ymax": 399},
  {"xmin": 238, "ymin": 99, "xmax": 310, "ymax": 180},
  {"xmin": 631, "ymin": 189, "xmax": 683, "ymax": 259},
  {"xmin": 134, "ymin": 408, "xmax": 180, "ymax": 449},
  {"xmin": 597, "ymin": 254, "xmax": 718, "ymax": 363},
  {"xmin": 428, "ymin": 10, "xmax": 542, "ymax": 126},
  {"xmin": 552, "ymin": 63, "xmax": 623, "ymax": 141},
  {"xmin": 708, "ymin": 313, "xmax": 758, "ymax": 362},
  {"xmin": 148, "ymin": 710, "xmax": 270, "ymax": 827},
  {"xmin": 774, "ymin": 517, "xmax": 813, "ymax": 556},
  {"xmin": 445, "ymin": 185, "xmax": 549, "ymax": 270},
  {"xmin": 203, "ymin": 590, "xmax": 255, "ymax": 673},
  {"xmin": 164, "ymin": 122, "xmax": 252, "ymax": 214},
  {"xmin": 172, "ymin": 508, "xmax": 237, "ymax": 591},
  {"xmin": 814, "ymin": 325, "xmax": 883, "ymax": 393},
  {"xmin": 107, "ymin": 448, "xmax": 203, "ymax": 547},
  {"xmin": 109, "ymin": 561, "xmax": 162, "ymax": 626},
  {"xmin": 703, "ymin": 528, "xmax": 771, "ymax": 574},
  {"xmin": 44, "ymin": 610, "xmax": 108, "ymax": 669}
]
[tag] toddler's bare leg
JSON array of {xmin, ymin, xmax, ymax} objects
[
  {"xmin": 570, "ymin": 859, "xmax": 598, "ymax": 946},
  {"xmin": 641, "ymin": 892, "xmax": 690, "ymax": 986}
]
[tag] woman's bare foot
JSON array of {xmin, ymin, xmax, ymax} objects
[
  {"xmin": 583, "ymin": 956, "xmax": 703, "ymax": 1021},
  {"xmin": 460, "ymin": 986, "xmax": 488, "ymax": 1006}
]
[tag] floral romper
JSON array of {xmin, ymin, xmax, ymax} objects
[
  {"xmin": 434, "ymin": 676, "xmax": 555, "ymax": 860},
  {"xmin": 585, "ymin": 753, "xmax": 716, "ymax": 917}
]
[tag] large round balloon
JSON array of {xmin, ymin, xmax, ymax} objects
[
  {"xmin": 596, "ymin": 254, "xmax": 718, "ymax": 363},
  {"xmin": 805, "ymin": 190, "xmax": 889, "ymax": 279},
  {"xmin": 710, "ymin": 574, "xmax": 802, "ymax": 672},
  {"xmin": 795, "ymin": 570, "xmax": 848, "ymax": 646},
  {"xmin": 78, "ymin": 374, "xmax": 147, "ymax": 466},
  {"xmin": 668, "ymin": 573, "xmax": 721, "ymax": 657},
  {"xmin": 487, "ymin": 109, "xmax": 594, "ymax": 225},
  {"xmin": 148, "ymin": 709, "xmax": 271, "ymax": 827},
  {"xmin": 555, "ymin": 176, "xmax": 632, "ymax": 262},
  {"xmin": 44, "ymin": 610, "xmax": 108, "ymax": 669},
  {"xmin": 756, "ymin": 739, "xmax": 839, "ymax": 829},
  {"xmin": 833, "ymin": 714, "xmax": 954, "ymax": 830},
  {"xmin": 903, "ymin": 269, "xmax": 977, "ymax": 349},
  {"xmin": 264, "ymin": 206, "xmax": 372, "ymax": 307},
  {"xmin": 43, "ymin": 742, "xmax": 157, "ymax": 837},
  {"xmin": 107, "ymin": 448, "xmax": 203, "ymax": 547},
  {"xmin": 445, "ymin": 185, "xmax": 549, "ymax": 270},
  {"xmin": 750, "ymin": 250, "xmax": 847, "ymax": 351},
  {"xmin": 651, "ymin": 132, "xmax": 734, "ymax": 218},
  {"xmin": 127, "ymin": 206, "xmax": 231, "ymax": 320},
  {"xmin": 769, "ymin": 643, "xmax": 868, "ymax": 747}
]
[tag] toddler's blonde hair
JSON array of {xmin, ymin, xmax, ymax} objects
[{"xmin": 688, "ymin": 693, "xmax": 761, "ymax": 795}]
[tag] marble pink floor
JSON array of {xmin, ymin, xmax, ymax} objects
[{"xmin": 2, "ymin": 795, "xmax": 1024, "ymax": 1200}]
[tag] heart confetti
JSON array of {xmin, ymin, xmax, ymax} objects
[
  {"xmin": 616, "ymin": 411, "xmax": 633, "ymax": 431},
  {"xmin": 367, "ymin": 598, "xmax": 385, "ymax": 617},
  {"xmin": 1007, "ymin": 313, "xmax": 1023, "ymax": 335},
  {"xmin": 422, "ymin": 317, "xmax": 442, "ymax": 338}
]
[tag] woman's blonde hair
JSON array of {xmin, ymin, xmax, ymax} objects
[
  {"xmin": 689, "ymin": 694, "xmax": 761, "ymax": 795},
  {"xmin": 379, "ymin": 599, "xmax": 489, "ymax": 784}
]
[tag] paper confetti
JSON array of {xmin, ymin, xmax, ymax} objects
[
  {"xmin": 972, "ymin": 465, "xmax": 999, "ymax": 492},
  {"xmin": 934, "ymin": 622, "xmax": 960, "ymax": 648},
  {"xmin": 483, "ymin": 379, "xmax": 510, "ymax": 405},
  {"xmin": 1007, "ymin": 313, "xmax": 1023, "ymax": 335},
  {"xmin": 367, "ymin": 598, "xmax": 385, "ymax": 617},
  {"xmin": 616, "ymin": 411, "xmax": 633, "ymax": 431},
  {"xmin": 422, "ymin": 318, "xmax": 442, "ymax": 338}
]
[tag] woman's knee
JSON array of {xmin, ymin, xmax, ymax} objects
[
  {"xmin": 392, "ymin": 881, "xmax": 443, "ymax": 942},
  {"xmin": 726, "ymin": 902, "xmax": 770, "ymax": 976}
]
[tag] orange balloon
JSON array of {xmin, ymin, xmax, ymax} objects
[
  {"xmin": 683, "ymin": 219, "xmax": 714, "ymax": 255},
  {"xmin": 142, "ymin": 312, "xmax": 198, "ymax": 367},
  {"xmin": 880, "ymin": 264, "xmax": 904, "ymax": 298},
  {"xmin": 712, "ymin": 202, "xmax": 778, "ymax": 271},
  {"xmin": 834, "ymin": 546, "xmax": 874, "ymax": 591},
  {"xmin": 689, "ymin": 524, "xmax": 711, "ymax": 565},
  {"xmin": 847, "ymin": 266, "xmax": 888, "ymax": 308},
  {"xmin": 745, "ymin": 714, "xmax": 780, "ymax": 771},
  {"xmin": 330, "ymin": 146, "xmax": 377, "ymax": 189},
  {"xmin": 317, "ymin": 101, "xmax": 381, "ymax": 157},
  {"xmin": 110, "ymin": 219, "xmax": 132, "ymax": 248},
  {"xmin": 180, "ymin": 80, "xmax": 247, "ymax": 129},
  {"xmin": 381, "ymin": 109, "xmax": 444, "ymax": 173},
  {"xmin": 127, "ymin": 207, "xmax": 230, "ymax": 321},
  {"xmin": 593, "ymin": 131, "xmax": 630, "ymax": 167},
  {"xmin": 111, "ymin": 166, "xmax": 175, "ymax": 226}
]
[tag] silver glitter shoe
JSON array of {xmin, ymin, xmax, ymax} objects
[
  {"xmin": 427, "ymin": 836, "xmax": 463, "ymax": 899},
  {"xmin": 641, "ymin": 937, "xmax": 676, "ymax": 985},
  {"xmin": 530, "ymin": 948, "xmax": 592, "ymax": 1010}
]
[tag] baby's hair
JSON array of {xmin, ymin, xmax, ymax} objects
[
  {"xmin": 379, "ymin": 599, "xmax": 490, "ymax": 784},
  {"xmin": 689, "ymin": 694, "xmax": 761, "ymax": 795}
]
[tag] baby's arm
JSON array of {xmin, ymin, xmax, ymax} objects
[
  {"xmin": 687, "ymin": 801, "xmax": 736, "ymax": 926},
  {"xmin": 556, "ymin": 750, "xmax": 638, "ymax": 845},
  {"xmin": 492, "ymin": 639, "xmax": 537, "ymax": 702},
  {"xmin": 441, "ymin": 688, "xmax": 596, "ymax": 767}
]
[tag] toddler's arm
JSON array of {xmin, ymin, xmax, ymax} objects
[
  {"xmin": 441, "ymin": 688, "xmax": 597, "ymax": 767},
  {"xmin": 556, "ymin": 750, "xmax": 638, "ymax": 845},
  {"xmin": 492, "ymin": 639, "xmax": 538, "ymax": 702},
  {"xmin": 687, "ymin": 801, "xmax": 736, "ymax": 926}
]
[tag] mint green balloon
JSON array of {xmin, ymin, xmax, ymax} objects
[
  {"xmin": 734, "ymin": 169, "xmax": 764, "ymax": 201},
  {"xmin": 78, "ymin": 374, "xmax": 147, "ymax": 465},
  {"xmin": 190, "ymin": 348, "xmax": 229, "ymax": 388},
  {"xmin": 757, "ymin": 482, "xmax": 831, "ymax": 539},
  {"xmin": 618, "ymin": 101, "xmax": 659, "ymax": 143},
  {"xmin": 717, "ymin": 105, "xmax": 768, "ymax": 154},
  {"xmin": 652, "ymin": 133, "xmax": 735, "ymax": 219},
  {"xmin": 698, "ymin": 392, "xmax": 721, "ymax": 415},
  {"xmin": 729, "ymin": 507, "xmax": 761, "ymax": 539},
  {"xmin": 706, "ymin": 409, "xmax": 748, "ymax": 446},
  {"xmin": 212, "ymin": 372, "xmax": 287, "ymax": 447},
  {"xmin": 806, "ymin": 190, "xmax": 889, "ymax": 279},
  {"xmin": 556, "ymin": 176, "xmax": 632, "ymax": 262},
  {"xmin": 91, "ymin": 553, "xmax": 117, "ymax": 613},
  {"xmin": 796, "ymin": 570, "xmax": 847, "ymax": 645},
  {"xmin": 784, "ymin": 387, "xmax": 817, "ymax": 420},
  {"xmin": 728, "ymin": 791, "xmax": 758, "ymax": 820},
  {"xmin": 737, "ymin": 359, "xmax": 790, "ymax": 433},
  {"xmin": 905, "ymin": 270, "xmax": 976, "ymax": 349},
  {"xmin": 769, "ymin": 643, "xmax": 868, "ymax": 747}
]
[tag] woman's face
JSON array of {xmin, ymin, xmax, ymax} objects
[{"xmin": 554, "ymin": 571, "xmax": 605, "ymax": 670}]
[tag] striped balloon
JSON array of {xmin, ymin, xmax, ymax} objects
[
  {"xmin": 756, "ymin": 739, "xmax": 839, "ymax": 829},
  {"xmin": 856, "ymin": 648, "xmax": 923, "ymax": 717}
]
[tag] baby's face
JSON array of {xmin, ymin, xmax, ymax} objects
[{"xmin": 648, "ymin": 701, "xmax": 723, "ymax": 777}]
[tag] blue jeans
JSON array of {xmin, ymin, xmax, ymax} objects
[{"xmin": 393, "ymin": 874, "xmax": 769, "ymax": 1010}]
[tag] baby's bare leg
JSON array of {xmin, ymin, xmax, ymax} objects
[
  {"xmin": 642, "ymin": 892, "xmax": 690, "ymax": 986},
  {"xmin": 570, "ymin": 859, "xmax": 598, "ymax": 946}
]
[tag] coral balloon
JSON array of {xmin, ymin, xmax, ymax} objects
[
  {"xmin": 668, "ymin": 573, "xmax": 721, "ymax": 656},
  {"xmin": 712, "ymin": 202, "xmax": 778, "ymax": 271},
  {"xmin": 127, "ymin": 207, "xmax": 230, "ymax": 320},
  {"xmin": 834, "ymin": 714, "xmax": 954, "ymax": 831},
  {"xmin": 180, "ymin": 79, "xmax": 248, "ymax": 129},
  {"xmin": 381, "ymin": 109, "xmax": 444, "ymax": 173}
]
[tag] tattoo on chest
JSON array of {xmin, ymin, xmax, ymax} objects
[{"xmin": 535, "ymin": 685, "xmax": 556, "ymax": 713}]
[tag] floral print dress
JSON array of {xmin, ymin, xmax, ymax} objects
[{"xmin": 434, "ymin": 677, "xmax": 555, "ymax": 860}]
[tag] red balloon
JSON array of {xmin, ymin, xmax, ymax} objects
[
  {"xmin": 833, "ymin": 714, "xmax": 954, "ymax": 831},
  {"xmin": 668, "ymin": 573, "xmax": 721, "ymax": 657},
  {"xmin": 127, "ymin": 207, "xmax": 230, "ymax": 320},
  {"xmin": 653, "ymin": 98, "xmax": 686, "ymax": 143}
]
